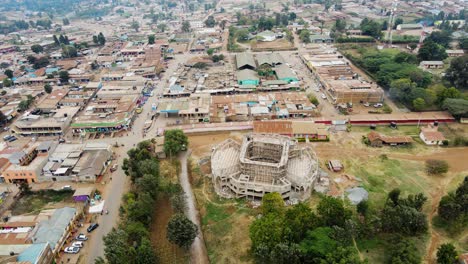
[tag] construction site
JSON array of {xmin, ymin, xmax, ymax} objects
[{"xmin": 211, "ymin": 133, "xmax": 320, "ymax": 201}]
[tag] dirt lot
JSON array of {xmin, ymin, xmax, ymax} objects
[
  {"xmin": 251, "ymin": 39, "xmax": 296, "ymax": 51},
  {"xmin": 187, "ymin": 126, "xmax": 468, "ymax": 263},
  {"xmin": 11, "ymin": 189, "xmax": 75, "ymax": 215}
]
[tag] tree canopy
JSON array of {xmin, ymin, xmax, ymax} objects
[
  {"xmin": 163, "ymin": 129, "xmax": 188, "ymax": 157},
  {"xmin": 166, "ymin": 214, "xmax": 198, "ymax": 249}
]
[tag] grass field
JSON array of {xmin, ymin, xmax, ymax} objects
[{"xmin": 11, "ymin": 190, "xmax": 74, "ymax": 215}]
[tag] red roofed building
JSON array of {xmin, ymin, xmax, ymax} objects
[{"xmin": 419, "ymin": 124, "xmax": 446, "ymax": 145}]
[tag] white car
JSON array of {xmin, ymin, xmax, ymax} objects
[
  {"xmin": 76, "ymin": 233, "xmax": 88, "ymax": 241},
  {"xmin": 374, "ymin": 103, "xmax": 383, "ymax": 108},
  {"xmin": 72, "ymin": 241, "xmax": 84, "ymax": 248},
  {"xmin": 321, "ymin": 93, "xmax": 327, "ymax": 99},
  {"xmin": 64, "ymin": 247, "xmax": 80, "ymax": 254}
]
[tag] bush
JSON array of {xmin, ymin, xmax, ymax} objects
[{"xmin": 426, "ymin": 159, "xmax": 449, "ymax": 175}]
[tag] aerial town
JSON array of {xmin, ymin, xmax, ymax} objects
[{"xmin": 0, "ymin": 0, "xmax": 466, "ymax": 263}]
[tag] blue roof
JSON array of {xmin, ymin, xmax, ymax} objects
[
  {"xmin": 45, "ymin": 67, "xmax": 60, "ymax": 74},
  {"xmin": 32, "ymin": 207, "xmax": 76, "ymax": 250},
  {"xmin": 17, "ymin": 243, "xmax": 49, "ymax": 264},
  {"xmin": 169, "ymin": 85, "xmax": 184, "ymax": 92}
]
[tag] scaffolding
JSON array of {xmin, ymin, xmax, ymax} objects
[{"xmin": 211, "ymin": 133, "xmax": 319, "ymax": 201}]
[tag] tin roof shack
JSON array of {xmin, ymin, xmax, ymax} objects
[
  {"xmin": 446, "ymin": 49, "xmax": 464, "ymax": 57},
  {"xmin": 36, "ymin": 89, "xmax": 68, "ymax": 113},
  {"xmin": 328, "ymin": 160, "xmax": 343, "ymax": 172},
  {"xmin": 366, "ymin": 131, "xmax": 413, "ymax": 147},
  {"xmin": 13, "ymin": 107, "xmax": 80, "ymax": 137},
  {"xmin": 420, "ymin": 61, "xmax": 444, "ymax": 69},
  {"xmin": 44, "ymin": 142, "xmax": 111, "ymax": 182}
]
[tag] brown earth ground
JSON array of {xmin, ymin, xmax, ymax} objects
[{"xmin": 187, "ymin": 124, "xmax": 468, "ymax": 263}]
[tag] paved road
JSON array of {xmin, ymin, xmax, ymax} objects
[{"xmin": 179, "ymin": 151, "xmax": 209, "ymax": 264}]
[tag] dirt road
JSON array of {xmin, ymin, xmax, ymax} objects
[{"xmin": 179, "ymin": 151, "xmax": 210, "ymax": 264}]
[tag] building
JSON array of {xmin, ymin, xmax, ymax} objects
[
  {"xmin": 44, "ymin": 142, "xmax": 112, "ymax": 182},
  {"xmin": 419, "ymin": 125, "xmax": 446, "ymax": 145},
  {"xmin": 396, "ymin": 23, "xmax": 423, "ymax": 31},
  {"xmin": 253, "ymin": 120, "xmax": 329, "ymax": 141},
  {"xmin": 347, "ymin": 29, "xmax": 362, "ymax": 36},
  {"xmin": 13, "ymin": 107, "xmax": 80, "ymax": 137},
  {"xmin": 257, "ymin": 30, "xmax": 277, "ymax": 42},
  {"xmin": 211, "ymin": 133, "xmax": 320, "ymax": 201},
  {"xmin": 236, "ymin": 52, "xmax": 256, "ymax": 70},
  {"xmin": 237, "ymin": 69, "xmax": 259, "ymax": 86},
  {"xmin": 72, "ymin": 187, "xmax": 94, "ymax": 202},
  {"xmin": 309, "ymin": 34, "xmax": 334, "ymax": 43},
  {"xmin": 303, "ymin": 52, "xmax": 384, "ymax": 104},
  {"xmin": 367, "ymin": 131, "xmax": 413, "ymax": 147},
  {"xmin": 256, "ymin": 53, "xmax": 284, "ymax": 67},
  {"xmin": 2, "ymin": 142, "xmax": 54, "ymax": 184},
  {"xmin": 16, "ymin": 242, "xmax": 54, "ymax": 264},
  {"xmin": 274, "ymin": 64, "xmax": 299, "ymax": 83},
  {"xmin": 446, "ymin": 49, "xmax": 465, "ymax": 57},
  {"xmin": 420, "ymin": 61, "xmax": 444, "ymax": 69}
]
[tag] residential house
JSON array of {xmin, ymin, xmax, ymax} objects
[
  {"xmin": 420, "ymin": 61, "xmax": 444, "ymax": 69},
  {"xmin": 367, "ymin": 131, "xmax": 413, "ymax": 147},
  {"xmin": 419, "ymin": 125, "xmax": 446, "ymax": 145}
]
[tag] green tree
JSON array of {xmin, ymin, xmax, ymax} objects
[
  {"xmin": 163, "ymin": 129, "xmax": 188, "ymax": 157},
  {"xmin": 418, "ymin": 39, "xmax": 447, "ymax": 61},
  {"xmin": 124, "ymin": 221, "xmax": 149, "ymax": 246},
  {"xmin": 44, "ymin": 84, "xmax": 52, "ymax": 94},
  {"xmin": 131, "ymin": 20, "xmax": 140, "ymax": 32},
  {"xmin": 261, "ymin": 192, "xmax": 285, "ymax": 215},
  {"xmin": 157, "ymin": 23, "xmax": 167, "ymax": 32},
  {"xmin": 19, "ymin": 182, "xmax": 32, "ymax": 194},
  {"xmin": 135, "ymin": 237, "xmax": 157, "ymax": 264},
  {"xmin": 250, "ymin": 213, "xmax": 285, "ymax": 255},
  {"xmin": 356, "ymin": 200, "xmax": 369, "ymax": 216},
  {"xmin": 299, "ymin": 29, "xmax": 311, "ymax": 43},
  {"xmin": 181, "ymin": 21, "xmax": 191, "ymax": 32},
  {"xmin": 4, "ymin": 69, "xmax": 13, "ymax": 79},
  {"xmin": 283, "ymin": 203, "xmax": 319, "ymax": 242},
  {"xmin": 31, "ymin": 44, "xmax": 43, "ymax": 54},
  {"xmin": 205, "ymin": 15, "xmax": 216, "ymax": 27},
  {"xmin": 62, "ymin": 18, "xmax": 70, "ymax": 25},
  {"xmin": 426, "ymin": 159, "xmax": 449, "ymax": 174},
  {"xmin": 59, "ymin": 71, "xmax": 69, "ymax": 83},
  {"xmin": 103, "ymin": 229, "xmax": 135, "ymax": 264},
  {"xmin": 442, "ymin": 98, "xmax": 468, "ymax": 117},
  {"xmin": 437, "ymin": 243, "xmax": 458, "ymax": 264},
  {"xmin": 206, "ymin": 48, "xmax": 214, "ymax": 56},
  {"xmin": 412, "ymin": 97, "xmax": 426, "ymax": 111},
  {"xmin": 166, "ymin": 214, "xmax": 198, "ymax": 249},
  {"xmin": 148, "ymin": 35, "xmax": 155, "ymax": 44},
  {"xmin": 2, "ymin": 78, "xmax": 12, "ymax": 87},
  {"xmin": 445, "ymin": 55, "xmax": 468, "ymax": 90},
  {"xmin": 360, "ymin": 18, "xmax": 382, "ymax": 38},
  {"xmin": 299, "ymin": 227, "xmax": 337, "ymax": 259},
  {"xmin": 317, "ymin": 196, "xmax": 351, "ymax": 227},
  {"xmin": 388, "ymin": 238, "xmax": 422, "ymax": 264},
  {"xmin": 307, "ymin": 94, "xmax": 319, "ymax": 106}
]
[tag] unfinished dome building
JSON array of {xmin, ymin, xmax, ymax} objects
[{"xmin": 211, "ymin": 133, "xmax": 319, "ymax": 201}]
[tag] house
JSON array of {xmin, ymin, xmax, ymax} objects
[
  {"xmin": 347, "ymin": 29, "xmax": 362, "ymax": 36},
  {"xmin": 256, "ymin": 53, "xmax": 284, "ymax": 67},
  {"xmin": 420, "ymin": 61, "xmax": 444, "ymax": 69},
  {"xmin": 328, "ymin": 160, "xmax": 343, "ymax": 172},
  {"xmin": 257, "ymin": 30, "xmax": 277, "ymax": 42},
  {"xmin": 309, "ymin": 34, "xmax": 334, "ymax": 43},
  {"xmin": 367, "ymin": 131, "xmax": 413, "ymax": 147},
  {"xmin": 72, "ymin": 187, "xmax": 94, "ymax": 202},
  {"xmin": 446, "ymin": 49, "xmax": 464, "ymax": 57},
  {"xmin": 396, "ymin": 23, "xmax": 423, "ymax": 31},
  {"xmin": 274, "ymin": 64, "xmax": 299, "ymax": 83},
  {"xmin": 237, "ymin": 69, "xmax": 259, "ymax": 86},
  {"xmin": 420, "ymin": 125, "xmax": 446, "ymax": 145},
  {"xmin": 236, "ymin": 52, "xmax": 256, "ymax": 70}
]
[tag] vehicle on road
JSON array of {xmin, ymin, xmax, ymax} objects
[
  {"xmin": 87, "ymin": 223, "xmax": 99, "ymax": 232},
  {"xmin": 64, "ymin": 247, "xmax": 80, "ymax": 254},
  {"xmin": 61, "ymin": 185, "xmax": 72, "ymax": 190},
  {"xmin": 321, "ymin": 93, "xmax": 327, "ymax": 99},
  {"xmin": 72, "ymin": 241, "xmax": 84, "ymax": 248},
  {"xmin": 110, "ymin": 164, "xmax": 118, "ymax": 172},
  {"xmin": 3, "ymin": 135, "xmax": 17, "ymax": 142},
  {"xmin": 76, "ymin": 234, "xmax": 88, "ymax": 241},
  {"xmin": 374, "ymin": 103, "xmax": 383, "ymax": 108},
  {"xmin": 363, "ymin": 102, "xmax": 370, "ymax": 107}
]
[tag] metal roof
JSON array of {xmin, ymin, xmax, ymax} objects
[
  {"xmin": 236, "ymin": 53, "xmax": 256, "ymax": 69},
  {"xmin": 236, "ymin": 69, "xmax": 259, "ymax": 81}
]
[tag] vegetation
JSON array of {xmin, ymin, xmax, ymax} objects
[
  {"xmin": 307, "ymin": 94, "xmax": 319, "ymax": 106},
  {"xmin": 59, "ymin": 71, "xmax": 70, "ymax": 84},
  {"xmin": 437, "ymin": 177, "xmax": 468, "ymax": 233},
  {"xmin": 92, "ymin": 33, "xmax": 106, "ymax": 46},
  {"xmin": 148, "ymin": 35, "xmax": 155, "ymax": 45},
  {"xmin": 166, "ymin": 214, "xmax": 198, "ymax": 249},
  {"xmin": 181, "ymin": 21, "xmax": 191, "ymax": 32},
  {"xmin": 105, "ymin": 140, "xmax": 188, "ymax": 263},
  {"xmin": 44, "ymin": 84, "xmax": 52, "ymax": 94},
  {"xmin": 163, "ymin": 129, "xmax": 188, "ymax": 157},
  {"xmin": 445, "ymin": 55, "xmax": 468, "ymax": 90},
  {"xmin": 205, "ymin": 15, "xmax": 216, "ymax": 28},
  {"xmin": 299, "ymin": 29, "xmax": 311, "ymax": 43},
  {"xmin": 12, "ymin": 189, "xmax": 73, "ymax": 215},
  {"xmin": 31, "ymin": 44, "xmax": 43, "ymax": 54},
  {"xmin": 436, "ymin": 243, "xmax": 458, "ymax": 264},
  {"xmin": 18, "ymin": 95, "xmax": 34, "ymax": 111},
  {"xmin": 425, "ymin": 159, "xmax": 449, "ymax": 175}
]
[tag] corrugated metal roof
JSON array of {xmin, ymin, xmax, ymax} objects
[{"xmin": 236, "ymin": 53, "xmax": 256, "ymax": 69}]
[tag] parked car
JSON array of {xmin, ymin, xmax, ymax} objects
[
  {"xmin": 72, "ymin": 241, "xmax": 84, "ymax": 248},
  {"xmin": 87, "ymin": 223, "xmax": 99, "ymax": 232},
  {"xmin": 76, "ymin": 233, "xmax": 88, "ymax": 241},
  {"xmin": 110, "ymin": 164, "xmax": 118, "ymax": 172},
  {"xmin": 61, "ymin": 185, "xmax": 72, "ymax": 190},
  {"xmin": 321, "ymin": 93, "xmax": 327, "ymax": 99},
  {"xmin": 3, "ymin": 135, "xmax": 16, "ymax": 142},
  {"xmin": 363, "ymin": 102, "xmax": 370, "ymax": 107},
  {"xmin": 64, "ymin": 247, "xmax": 80, "ymax": 254},
  {"xmin": 373, "ymin": 103, "xmax": 383, "ymax": 108}
]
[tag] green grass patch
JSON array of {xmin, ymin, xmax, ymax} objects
[
  {"xmin": 202, "ymin": 203, "xmax": 230, "ymax": 225},
  {"xmin": 351, "ymin": 125, "xmax": 420, "ymax": 136},
  {"xmin": 11, "ymin": 190, "xmax": 74, "ymax": 215}
]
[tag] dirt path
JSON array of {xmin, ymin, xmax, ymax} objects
[{"xmin": 179, "ymin": 151, "xmax": 210, "ymax": 264}]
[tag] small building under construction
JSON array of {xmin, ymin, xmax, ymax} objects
[{"xmin": 211, "ymin": 133, "xmax": 320, "ymax": 201}]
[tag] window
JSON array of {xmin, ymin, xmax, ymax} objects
[{"xmin": 29, "ymin": 173, "xmax": 33, "ymax": 176}]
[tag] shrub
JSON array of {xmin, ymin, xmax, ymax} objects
[{"xmin": 426, "ymin": 159, "xmax": 449, "ymax": 175}]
